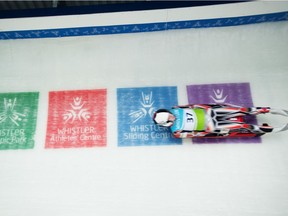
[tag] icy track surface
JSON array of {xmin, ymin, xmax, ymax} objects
[{"xmin": 0, "ymin": 21, "xmax": 288, "ymax": 216}]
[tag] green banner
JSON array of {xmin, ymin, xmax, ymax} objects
[{"xmin": 0, "ymin": 92, "xmax": 39, "ymax": 150}]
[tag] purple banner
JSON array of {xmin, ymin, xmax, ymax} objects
[{"xmin": 186, "ymin": 82, "xmax": 261, "ymax": 144}]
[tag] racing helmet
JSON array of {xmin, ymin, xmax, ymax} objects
[{"xmin": 153, "ymin": 109, "xmax": 175, "ymax": 127}]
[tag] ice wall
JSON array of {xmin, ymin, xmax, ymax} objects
[{"xmin": 0, "ymin": 2, "xmax": 288, "ymax": 216}]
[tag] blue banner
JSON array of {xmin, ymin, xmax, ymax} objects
[{"xmin": 117, "ymin": 86, "xmax": 181, "ymax": 146}]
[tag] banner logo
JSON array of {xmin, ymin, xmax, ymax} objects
[
  {"xmin": 210, "ymin": 89, "xmax": 228, "ymax": 103},
  {"xmin": 129, "ymin": 91, "xmax": 156, "ymax": 124},
  {"xmin": 63, "ymin": 97, "xmax": 91, "ymax": 124},
  {"xmin": 0, "ymin": 98, "xmax": 26, "ymax": 126}
]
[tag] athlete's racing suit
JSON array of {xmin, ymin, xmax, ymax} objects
[{"xmin": 166, "ymin": 104, "xmax": 272, "ymax": 138}]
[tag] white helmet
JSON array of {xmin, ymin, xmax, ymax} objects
[{"xmin": 153, "ymin": 109, "xmax": 174, "ymax": 127}]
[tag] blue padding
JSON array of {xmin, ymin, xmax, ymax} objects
[{"xmin": 1, "ymin": 11, "xmax": 287, "ymax": 40}]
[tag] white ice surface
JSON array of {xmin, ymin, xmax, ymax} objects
[{"xmin": 0, "ymin": 21, "xmax": 288, "ymax": 216}]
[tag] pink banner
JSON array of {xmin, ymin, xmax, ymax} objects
[{"xmin": 45, "ymin": 89, "xmax": 106, "ymax": 148}]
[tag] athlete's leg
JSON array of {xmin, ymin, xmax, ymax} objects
[
  {"xmin": 246, "ymin": 107, "xmax": 270, "ymax": 115},
  {"xmin": 212, "ymin": 106, "xmax": 270, "ymax": 119},
  {"xmin": 206, "ymin": 105, "xmax": 271, "ymax": 132},
  {"xmin": 206, "ymin": 107, "xmax": 246, "ymax": 133}
]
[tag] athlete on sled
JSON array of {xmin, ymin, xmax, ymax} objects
[{"xmin": 153, "ymin": 104, "xmax": 288, "ymax": 138}]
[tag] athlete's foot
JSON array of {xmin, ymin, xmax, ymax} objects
[{"xmin": 249, "ymin": 107, "xmax": 270, "ymax": 115}]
